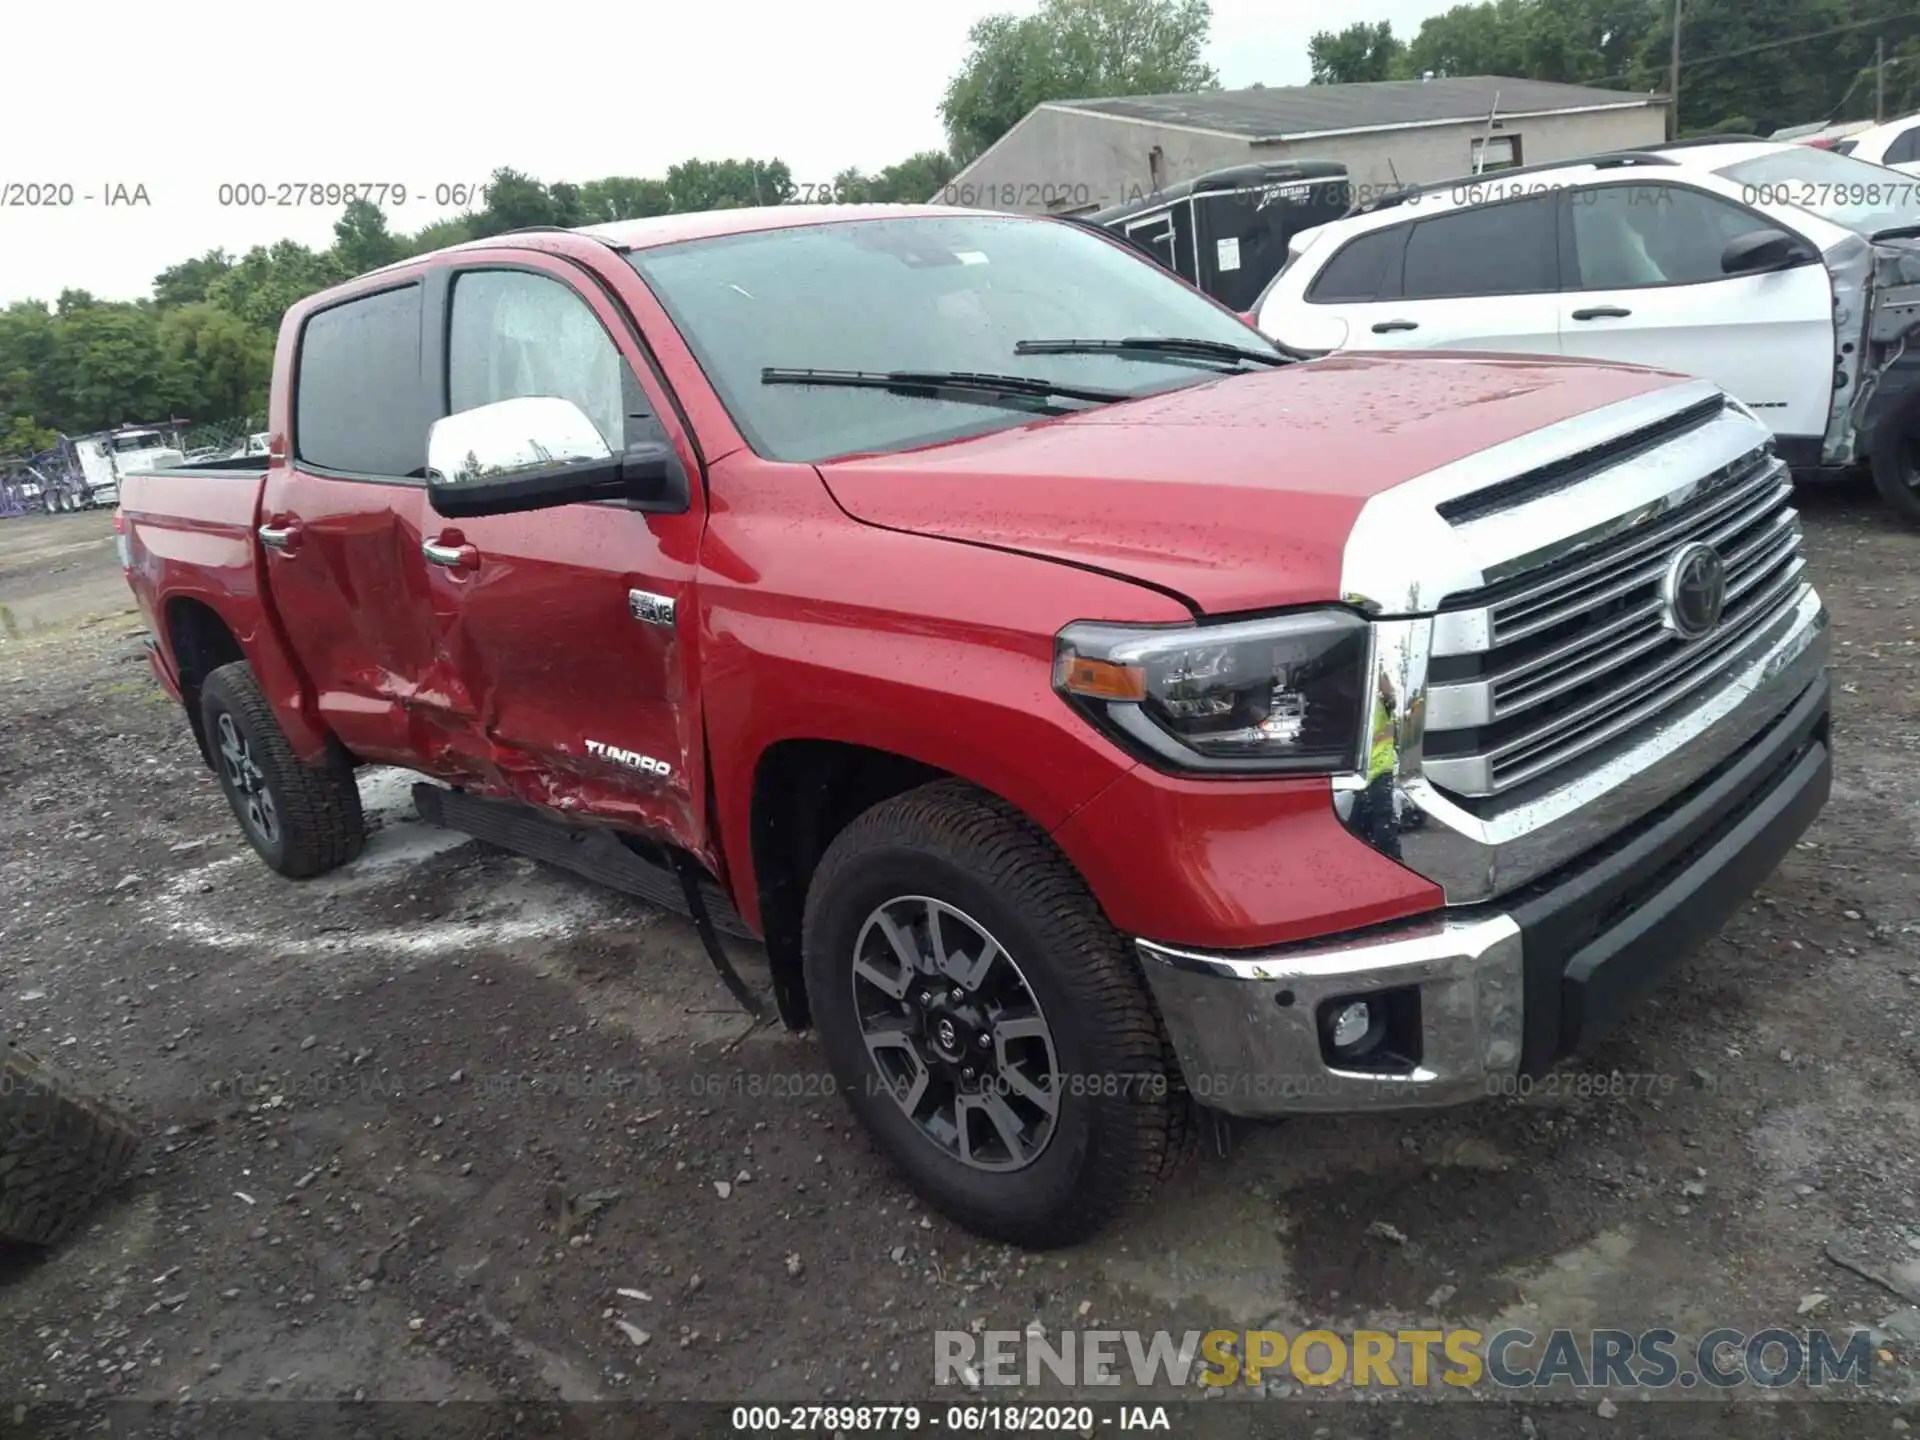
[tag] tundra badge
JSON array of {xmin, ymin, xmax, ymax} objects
[{"xmin": 585, "ymin": 740, "xmax": 672, "ymax": 777}]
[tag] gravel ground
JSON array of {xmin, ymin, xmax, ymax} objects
[{"xmin": 0, "ymin": 498, "xmax": 1917, "ymax": 1437}]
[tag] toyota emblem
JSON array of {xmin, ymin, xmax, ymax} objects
[
  {"xmin": 935, "ymin": 1018, "xmax": 959, "ymax": 1052},
  {"xmin": 1660, "ymin": 542, "xmax": 1727, "ymax": 641}
]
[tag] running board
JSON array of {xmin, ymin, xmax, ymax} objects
[{"xmin": 410, "ymin": 784, "xmax": 756, "ymax": 941}]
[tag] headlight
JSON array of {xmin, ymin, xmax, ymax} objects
[{"xmin": 1053, "ymin": 609, "xmax": 1370, "ymax": 775}]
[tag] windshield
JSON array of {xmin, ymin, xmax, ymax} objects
[
  {"xmin": 626, "ymin": 215, "xmax": 1274, "ymax": 462},
  {"xmin": 113, "ymin": 431, "xmax": 164, "ymax": 452},
  {"xmin": 1716, "ymin": 146, "xmax": 1920, "ymax": 236}
]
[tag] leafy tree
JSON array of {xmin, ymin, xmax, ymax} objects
[
  {"xmin": 940, "ymin": 0, "xmax": 1219, "ymax": 164},
  {"xmin": 3, "ymin": 414, "xmax": 57, "ymax": 456},
  {"xmin": 153, "ymin": 249, "xmax": 236, "ymax": 309},
  {"xmin": 156, "ymin": 304, "xmax": 274, "ymax": 419},
  {"xmin": 665, "ymin": 158, "xmax": 796, "ymax": 210},
  {"xmin": 204, "ymin": 241, "xmax": 349, "ymax": 333},
  {"xmin": 399, "ymin": 215, "xmax": 476, "ymax": 258},
  {"xmin": 578, "ymin": 177, "xmax": 673, "ymax": 223},
  {"xmin": 874, "ymin": 150, "xmax": 961, "ymax": 203},
  {"xmin": 43, "ymin": 304, "xmax": 166, "ymax": 431},
  {"xmin": 1309, "ymin": 21, "xmax": 1407, "ymax": 83},
  {"xmin": 332, "ymin": 199, "xmax": 402, "ymax": 277},
  {"xmin": 469, "ymin": 167, "xmax": 558, "ymax": 237}
]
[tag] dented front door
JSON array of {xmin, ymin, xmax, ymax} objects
[{"xmin": 415, "ymin": 252, "xmax": 707, "ymax": 850}]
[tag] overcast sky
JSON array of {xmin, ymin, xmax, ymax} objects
[{"xmin": 1, "ymin": 0, "xmax": 1458, "ymax": 306}]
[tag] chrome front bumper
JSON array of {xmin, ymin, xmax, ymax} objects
[{"xmin": 1135, "ymin": 624, "xmax": 1832, "ymax": 1117}]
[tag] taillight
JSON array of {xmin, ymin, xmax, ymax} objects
[{"xmin": 114, "ymin": 509, "xmax": 132, "ymax": 569}]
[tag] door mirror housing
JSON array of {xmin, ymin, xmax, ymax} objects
[
  {"xmin": 1720, "ymin": 228, "xmax": 1815, "ymax": 276},
  {"xmin": 425, "ymin": 396, "xmax": 688, "ymax": 518}
]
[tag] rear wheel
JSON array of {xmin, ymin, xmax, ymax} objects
[
  {"xmin": 0, "ymin": 1041, "xmax": 141, "ymax": 1246},
  {"xmin": 1869, "ymin": 402, "xmax": 1920, "ymax": 529},
  {"xmin": 199, "ymin": 660, "xmax": 365, "ymax": 877},
  {"xmin": 802, "ymin": 780, "xmax": 1188, "ymax": 1247}
]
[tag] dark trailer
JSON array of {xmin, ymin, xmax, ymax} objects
[{"xmin": 1079, "ymin": 160, "xmax": 1353, "ymax": 312}]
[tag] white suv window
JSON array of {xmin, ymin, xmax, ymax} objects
[
  {"xmin": 1568, "ymin": 183, "xmax": 1762, "ymax": 289},
  {"xmin": 1399, "ymin": 195, "xmax": 1557, "ymax": 299}
]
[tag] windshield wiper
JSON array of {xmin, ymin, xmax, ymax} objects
[
  {"xmin": 761, "ymin": 366, "xmax": 1130, "ymax": 410},
  {"xmin": 1014, "ymin": 336, "xmax": 1294, "ymax": 368},
  {"xmin": 1870, "ymin": 223, "xmax": 1920, "ymax": 241}
]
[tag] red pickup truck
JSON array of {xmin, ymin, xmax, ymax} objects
[{"xmin": 120, "ymin": 205, "xmax": 1831, "ymax": 1247}]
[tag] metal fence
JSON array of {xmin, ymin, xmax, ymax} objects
[{"xmin": 178, "ymin": 415, "xmax": 267, "ymax": 462}]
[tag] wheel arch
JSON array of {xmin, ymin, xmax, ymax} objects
[{"xmin": 165, "ymin": 596, "xmax": 248, "ymax": 768}]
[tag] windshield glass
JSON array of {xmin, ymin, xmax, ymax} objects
[
  {"xmin": 1716, "ymin": 146, "xmax": 1920, "ymax": 236},
  {"xmin": 113, "ymin": 431, "xmax": 163, "ymax": 452},
  {"xmin": 627, "ymin": 215, "xmax": 1273, "ymax": 462}
]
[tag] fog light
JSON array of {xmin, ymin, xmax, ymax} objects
[{"xmin": 1329, "ymin": 1000, "xmax": 1373, "ymax": 1052}]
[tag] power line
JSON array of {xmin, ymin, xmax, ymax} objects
[{"xmin": 1583, "ymin": 13, "xmax": 1916, "ymax": 91}]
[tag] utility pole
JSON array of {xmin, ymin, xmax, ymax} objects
[
  {"xmin": 1876, "ymin": 35, "xmax": 1886, "ymax": 122},
  {"xmin": 1667, "ymin": 0, "xmax": 1683, "ymax": 140}
]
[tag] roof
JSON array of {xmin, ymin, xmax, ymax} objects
[
  {"xmin": 1297, "ymin": 139, "xmax": 1797, "ymax": 244},
  {"xmin": 577, "ymin": 203, "xmax": 978, "ymax": 251},
  {"xmin": 1049, "ymin": 76, "xmax": 1663, "ymax": 142}
]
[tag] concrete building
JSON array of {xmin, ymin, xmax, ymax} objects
[{"xmin": 940, "ymin": 76, "xmax": 1670, "ymax": 215}]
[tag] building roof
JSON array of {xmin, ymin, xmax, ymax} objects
[{"xmin": 1048, "ymin": 76, "xmax": 1663, "ymax": 142}]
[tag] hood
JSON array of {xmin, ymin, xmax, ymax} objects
[{"xmin": 815, "ymin": 353, "xmax": 1693, "ymax": 616}]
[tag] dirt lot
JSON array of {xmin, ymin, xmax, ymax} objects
[{"xmin": 0, "ymin": 499, "xmax": 1917, "ymax": 1435}]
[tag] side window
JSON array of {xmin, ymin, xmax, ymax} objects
[
  {"xmin": 1886, "ymin": 126, "xmax": 1920, "ymax": 165},
  {"xmin": 1400, "ymin": 196, "xmax": 1556, "ymax": 299},
  {"xmin": 295, "ymin": 285, "xmax": 424, "ymax": 476},
  {"xmin": 447, "ymin": 270, "xmax": 638, "ymax": 451},
  {"xmin": 1569, "ymin": 183, "xmax": 1765, "ymax": 289},
  {"xmin": 1305, "ymin": 226, "xmax": 1406, "ymax": 303}
]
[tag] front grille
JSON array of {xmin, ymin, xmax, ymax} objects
[{"xmin": 1423, "ymin": 445, "xmax": 1810, "ymax": 801}]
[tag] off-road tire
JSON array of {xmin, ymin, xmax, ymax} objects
[
  {"xmin": 1869, "ymin": 401, "xmax": 1920, "ymax": 529},
  {"xmin": 0, "ymin": 1041, "xmax": 141, "ymax": 1246},
  {"xmin": 200, "ymin": 660, "xmax": 365, "ymax": 878},
  {"xmin": 803, "ymin": 780, "xmax": 1191, "ymax": 1248}
]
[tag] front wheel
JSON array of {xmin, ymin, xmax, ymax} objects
[
  {"xmin": 1869, "ymin": 402, "xmax": 1920, "ymax": 529},
  {"xmin": 802, "ymin": 781, "xmax": 1189, "ymax": 1247},
  {"xmin": 199, "ymin": 660, "xmax": 365, "ymax": 877}
]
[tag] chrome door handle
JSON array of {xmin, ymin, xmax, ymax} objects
[
  {"xmin": 423, "ymin": 539, "xmax": 479, "ymax": 570},
  {"xmin": 257, "ymin": 523, "xmax": 296, "ymax": 551}
]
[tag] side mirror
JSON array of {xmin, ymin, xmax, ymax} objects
[
  {"xmin": 425, "ymin": 396, "xmax": 687, "ymax": 518},
  {"xmin": 1720, "ymin": 228, "xmax": 1815, "ymax": 276}
]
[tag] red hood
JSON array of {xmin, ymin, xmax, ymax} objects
[{"xmin": 816, "ymin": 353, "xmax": 1689, "ymax": 615}]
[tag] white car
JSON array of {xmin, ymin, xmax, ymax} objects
[
  {"xmin": 1253, "ymin": 139, "xmax": 1920, "ymax": 523},
  {"xmin": 1837, "ymin": 112, "xmax": 1920, "ymax": 175}
]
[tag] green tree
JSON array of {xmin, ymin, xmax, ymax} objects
[
  {"xmin": 577, "ymin": 176, "xmax": 673, "ymax": 222},
  {"xmin": 399, "ymin": 215, "xmax": 476, "ymax": 258},
  {"xmin": 469, "ymin": 167, "xmax": 558, "ymax": 237},
  {"xmin": 873, "ymin": 150, "xmax": 961, "ymax": 203},
  {"xmin": 43, "ymin": 304, "xmax": 166, "ymax": 431},
  {"xmin": 332, "ymin": 199, "xmax": 402, "ymax": 277},
  {"xmin": 2, "ymin": 414, "xmax": 58, "ymax": 456},
  {"xmin": 204, "ymin": 241, "xmax": 348, "ymax": 332},
  {"xmin": 664, "ymin": 157, "xmax": 796, "ymax": 210},
  {"xmin": 940, "ymin": 0, "xmax": 1219, "ymax": 164},
  {"xmin": 156, "ymin": 304, "xmax": 274, "ymax": 419},
  {"xmin": 1309, "ymin": 21, "xmax": 1407, "ymax": 83},
  {"xmin": 153, "ymin": 249, "xmax": 236, "ymax": 309}
]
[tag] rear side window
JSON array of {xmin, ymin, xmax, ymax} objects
[
  {"xmin": 294, "ymin": 284, "xmax": 424, "ymax": 477},
  {"xmin": 1305, "ymin": 226, "xmax": 1404, "ymax": 303},
  {"xmin": 1887, "ymin": 126, "xmax": 1920, "ymax": 165},
  {"xmin": 1401, "ymin": 196, "xmax": 1557, "ymax": 299}
]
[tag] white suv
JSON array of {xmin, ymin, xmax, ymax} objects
[
  {"xmin": 1253, "ymin": 140, "xmax": 1920, "ymax": 524},
  {"xmin": 1838, "ymin": 112, "xmax": 1920, "ymax": 175}
]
